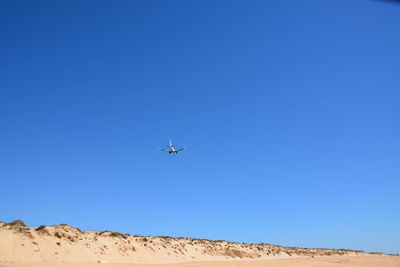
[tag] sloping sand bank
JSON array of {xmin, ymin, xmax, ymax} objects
[
  {"xmin": 2, "ymin": 255, "xmax": 400, "ymax": 267},
  {"xmin": 1, "ymin": 221, "xmax": 397, "ymax": 267},
  {"xmin": 0, "ymin": 220, "xmax": 364, "ymax": 264}
]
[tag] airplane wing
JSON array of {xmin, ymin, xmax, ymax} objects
[
  {"xmin": 160, "ymin": 148, "xmax": 169, "ymax": 152},
  {"xmin": 176, "ymin": 147, "xmax": 185, "ymax": 152}
]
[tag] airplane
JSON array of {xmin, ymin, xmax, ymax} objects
[{"xmin": 160, "ymin": 140, "xmax": 185, "ymax": 154}]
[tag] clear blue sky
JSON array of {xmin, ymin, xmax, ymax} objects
[{"xmin": 1, "ymin": 0, "xmax": 399, "ymax": 254}]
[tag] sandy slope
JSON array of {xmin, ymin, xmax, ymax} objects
[{"xmin": 1, "ymin": 220, "xmax": 396, "ymax": 267}]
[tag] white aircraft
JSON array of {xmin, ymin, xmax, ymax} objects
[{"xmin": 160, "ymin": 140, "xmax": 185, "ymax": 154}]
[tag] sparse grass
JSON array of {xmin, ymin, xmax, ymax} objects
[
  {"xmin": 55, "ymin": 232, "xmax": 62, "ymax": 238},
  {"xmin": 100, "ymin": 230, "xmax": 127, "ymax": 239},
  {"xmin": 6, "ymin": 220, "xmax": 26, "ymax": 227},
  {"xmin": 222, "ymin": 248, "xmax": 253, "ymax": 258},
  {"xmin": 36, "ymin": 225, "xmax": 46, "ymax": 231},
  {"xmin": 109, "ymin": 232, "xmax": 120, "ymax": 237}
]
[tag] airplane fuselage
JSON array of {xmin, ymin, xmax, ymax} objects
[
  {"xmin": 161, "ymin": 140, "xmax": 184, "ymax": 154},
  {"xmin": 168, "ymin": 140, "xmax": 177, "ymax": 153}
]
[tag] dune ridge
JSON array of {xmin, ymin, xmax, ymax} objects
[{"xmin": 0, "ymin": 220, "xmax": 366, "ymax": 264}]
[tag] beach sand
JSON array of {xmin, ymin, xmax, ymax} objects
[{"xmin": 2, "ymin": 255, "xmax": 400, "ymax": 267}]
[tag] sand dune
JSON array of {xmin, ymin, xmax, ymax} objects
[{"xmin": 1, "ymin": 220, "xmax": 397, "ymax": 267}]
